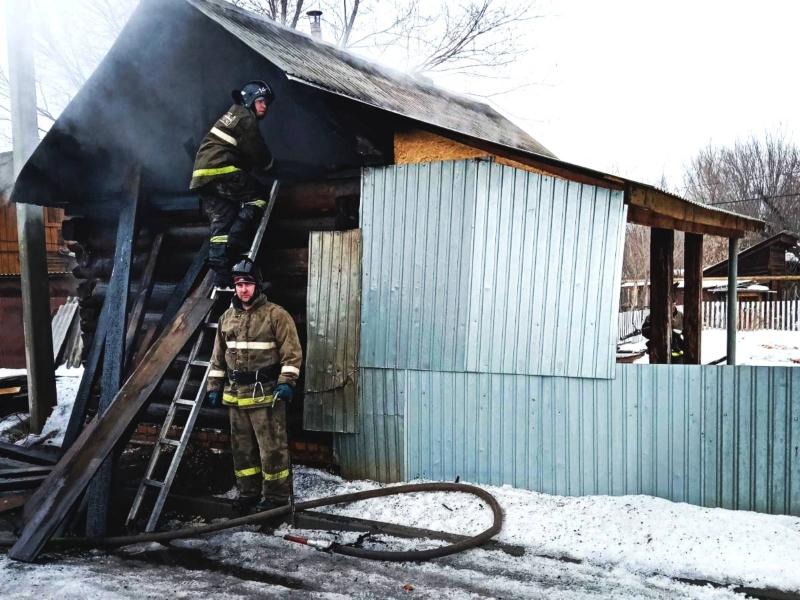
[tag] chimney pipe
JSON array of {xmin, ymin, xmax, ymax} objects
[{"xmin": 307, "ymin": 10, "xmax": 322, "ymax": 39}]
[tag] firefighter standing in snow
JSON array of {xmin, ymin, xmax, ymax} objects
[
  {"xmin": 206, "ymin": 258, "xmax": 302, "ymax": 511},
  {"xmin": 190, "ymin": 80, "xmax": 275, "ymax": 285}
]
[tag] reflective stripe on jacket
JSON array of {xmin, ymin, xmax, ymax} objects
[
  {"xmin": 207, "ymin": 293, "xmax": 302, "ymax": 409},
  {"xmin": 190, "ymin": 103, "xmax": 273, "ymax": 190}
]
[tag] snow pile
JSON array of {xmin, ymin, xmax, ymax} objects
[
  {"xmin": 631, "ymin": 329, "xmax": 800, "ymax": 365},
  {"xmin": 0, "ymin": 366, "xmax": 83, "ymax": 446},
  {"xmin": 290, "ymin": 468, "xmax": 800, "ymax": 592}
]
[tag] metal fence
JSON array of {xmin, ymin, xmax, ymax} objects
[{"xmin": 619, "ymin": 300, "xmax": 800, "ymax": 340}]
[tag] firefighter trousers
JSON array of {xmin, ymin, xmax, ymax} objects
[
  {"xmin": 199, "ymin": 171, "xmax": 268, "ymax": 275},
  {"xmin": 229, "ymin": 401, "xmax": 291, "ymax": 501}
]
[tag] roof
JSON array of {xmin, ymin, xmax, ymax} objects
[
  {"xmin": 704, "ymin": 230, "xmax": 799, "ymax": 275},
  {"xmin": 186, "ymin": 0, "xmax": 554, "ymax": 159}
]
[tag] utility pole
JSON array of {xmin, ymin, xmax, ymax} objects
[{"xmin": 7, "ymin": 0, "xmax": 57, "ymax": 432}]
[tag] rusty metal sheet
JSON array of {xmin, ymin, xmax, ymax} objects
[{"xmin": 304, "ymin": 230, "xmax": 361, "ymax": 433}]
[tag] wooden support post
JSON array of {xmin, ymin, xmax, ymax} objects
[
  {"xmin": 649, "ymin": 228, "xmax": 674, "ymax": 364},
  {"xmin": 7, "ymin": 0, "xmax": 56, "ymax": 432},
  {"xmin": 684, "ymin": 233, "xmax": 703, "ymax": 364},
  {"xmin": 9, "ymin": 296, "xmax": 214, "ymax": 563},
  {"xmin": 156, "ymin": 239, "xmax": 209, "ymax": 336},
  {"xmin": 85, "ymin": 171, "xmax": 141, "ymax": 538},
  {"xmin": 727, "ymin": 237, "xmax": 738, "ymax": 365}
]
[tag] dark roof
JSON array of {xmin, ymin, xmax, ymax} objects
[
  {"xmin": 186, "ymin": 0, "xmax": 554, "ymax": 158},
  {"xmin": 704, "ymin": 230, "xmax": 799, "ymax": 275}
]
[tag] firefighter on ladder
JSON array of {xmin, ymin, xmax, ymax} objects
[
  {"xmin": 190, "ymin": 80, "xmax": 275, "ymax": 287},
  {"xmin": 206, "ymin": 258, "xmax": 302, "ymax": 512}
]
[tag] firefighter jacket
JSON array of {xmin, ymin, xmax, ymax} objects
[
  {"xmin": 190, "ymin": 103, "xmax": 273, "ymax": 190},
  {"xmin": 207, "ymin": 293, "xmax": 302, "ymax": 408}
]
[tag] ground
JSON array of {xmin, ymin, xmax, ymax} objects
[
  {"xmin": 617, "ymin": 328, "xmax": 800, "ymax": 365},
  {"xmin": 1, "ymin": 333, "xmax": 798, "ymax": 598},
  {"xmin": 2, "ymin": 467, "xmax": 799, "ymax": 599}
]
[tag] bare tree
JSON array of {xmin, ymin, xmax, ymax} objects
[
  {"xmin": 0, "ymin": 0, "xmax": 137, "ymax": 147},
  {"xmin": 682, "ymin": 130, "xmax": 800, "ymax": 265},
  {"xmin": 229, "ymin": 0, "xmax": 535, "ymax": 77}
]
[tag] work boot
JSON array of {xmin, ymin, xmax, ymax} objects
[
  {"xmin": 233, "ymin": 494, "xmax": 260, "ymax": 514},
  {"xmin": 255, "ymin": 497, "xmax": 287, "ymax": 513}
]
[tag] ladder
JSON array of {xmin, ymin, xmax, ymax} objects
[{"xmin": 125, "ymin": 180, "xmax": 280, "ymax": 532}]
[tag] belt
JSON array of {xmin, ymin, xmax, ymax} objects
[{"xmin": 228, "ymin": 365, "xmax": 280, "ymax": 385}]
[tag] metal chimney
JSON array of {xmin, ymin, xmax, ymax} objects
[{"xmin": 307, "ymin": 10, "xmax": 322, "ymax": 39}]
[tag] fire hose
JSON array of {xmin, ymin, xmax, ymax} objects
[{"xmin": 2, "ymin": 482, "xmax": 503, "ymax": 562}]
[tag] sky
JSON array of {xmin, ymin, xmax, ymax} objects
[{"xmin": 2, "ymin": 0, "xmax": 800, "ymax": 191}]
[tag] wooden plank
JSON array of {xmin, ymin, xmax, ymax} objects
[
  {"xmin": 627, "ymin": 205, "xmax": 741, "ymax": 238},
  {"xmin": 0, "ymin": 475, "xmax": 46, "ymax": 491},
  {"xmin": 0, "ymin": 493, "xmax": 30, "ymax": 514},
  {"xmin": 684, "ymin": 233, "xmax": 703, "ymax": 364},
  {"xmin": 124, "ymin": 231, "xmax": 164, "ymax": 374},
  {"xmin": 649, "ymin": 228, "xmax": 674, "ymax": 364},
  {"xmin": 62, "ymin": 278, "xmax": 116, "ymax": 449},
  {"xmin": 86, "ymin": 174, "xmax": 141, "ymax": 537},
  {"xmin": 9, "ymin": 295, "xmax": 214, "ymax": 563},
  {"xmin": 629, "ymin": 185, "xmax": 763, "ymax": 235},
  {"xmin": 0, "ymin": 440, "xmax": 60, "ymax": 465},
  {"xmin": 0, "ymin": 466, "xmax": 51, "ymax": 478}
]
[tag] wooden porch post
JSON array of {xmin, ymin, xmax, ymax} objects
[
  {"xmin": 649, "ymin": 228, "xmax": 674, "ymax": 364},
  {"xmin": 684, "ymin": 233, "xmax": 703, "ymax": 364},
  {"xmin": 7, "ymin": 0, "xmax": 56, "ymax": 432}
]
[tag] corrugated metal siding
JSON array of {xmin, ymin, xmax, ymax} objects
[
  {"xmin": 360, "ymin": 160, "xmax": 626, "ymax": 379},
  {"xmin": 405, "ymin": 365, "xmax": 800, "ymax": 515},
  {"xmin": 304, "ymin": 230, "xmax": 361, "ymax": 433},
  {"xmin": 334, "ymin": 368, "xmax": 406, "ymax": 482}
]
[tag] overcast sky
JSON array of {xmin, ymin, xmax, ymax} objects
[
  {"xmin": 2, "ymin": 0, "xmax": 799, "ymax": 191},
  {"xmin": 473, "ymin": 0, "xmax": 800, "ymax": 189}
]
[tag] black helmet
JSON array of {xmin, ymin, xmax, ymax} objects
[
  {"xmin": 231, "ymin": 80, "xmax": 274, "ymax": 109},
  {"xmin": 231, "ymin": 257, "xmax": 262, "ymax": 287}
]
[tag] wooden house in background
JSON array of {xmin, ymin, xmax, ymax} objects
[{"xmin": 0, "ymin": 151, "xmax": 75, "ymax": 367}]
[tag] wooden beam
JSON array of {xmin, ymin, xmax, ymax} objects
[
  {"xmin": 86, "ymin": 171, "xmax": 141, "ymax": 538},
  {"xmin": 649, "ymin": 228, "xmax": 674, "ymax": 364},
  {"xmin": 627, "ymin": 205, "xmax": 742, "ymax": 238},
  {"xmin": 629, "ymin": 185, "xmax": 763, "ymax": 235},
  {"xmin": 124, "ymin": 231, "xmax": 164, "ymax": 374},
  {"xmin": 0, "ymin": 440, "xmax": 60, "ymax": 465},
  {"xmin": 8, "ymin": 0, "xmax": 57, "ymax": 433},
  {"xmin": 9, "ymin": 295, "xmax": 214, "ymax": 563},
  {"xmin": 684, "ymin": 233, "xmax": 703, "ymax": 364}
]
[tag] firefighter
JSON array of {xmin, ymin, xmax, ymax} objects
[
  {"xmin": 642, "ymin": 302, "xmax": 685, "ymax": 363},
  {"xmin": 190, "ymin": 81, "xmax": 275, "ymax": 286},
  {"xmin": 206, "ymin": 257, "xmax": 302, "ymax": 512}
]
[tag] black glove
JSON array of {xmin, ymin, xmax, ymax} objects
[{"xmin": 273, "ymin": 383, "xmax": 293, "ymax": 402}]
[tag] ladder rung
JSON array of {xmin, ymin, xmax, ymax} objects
[
  {"xmin": 143, "ymin": 478, "xmax": 165, "ymax": 488},
  {"xmin": 175, "ymin": 399, "xmax": 196, "ymax": 407},
  {"xmin": 159, "ymin": 438, "xmax": 181, "ymax": 447},
  {"xmin": 190, "ymin": 360, "xmax": 210, "ymax": 367},
  {"xmin": 205, "ymin": 323, "xmax": 219, "ymax": 329}
]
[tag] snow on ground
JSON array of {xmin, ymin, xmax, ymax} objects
[
  {"xmin": 624, "ymin": 328, "xmax": 800, "ymax": 365},
  {"xmin": 0, "ymin": 366, "xmax": 83, "ymax": 445},
  {"xmin": 2, "ymin": 467, "xmax": 798, "ymax": 598}
]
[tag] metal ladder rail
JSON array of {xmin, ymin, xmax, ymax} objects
[{"xmin": 125, "ymin": 180, "xmax": 280, "ymax": 531}]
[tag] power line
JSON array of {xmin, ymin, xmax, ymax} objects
[{"xmin": 707, "ymin": 192, "xmax": 800, "ymax": 206}]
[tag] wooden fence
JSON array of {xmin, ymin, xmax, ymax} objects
[{"xmin": 619, "ymin": 300, "xmax": 800, "ymax": 340}]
